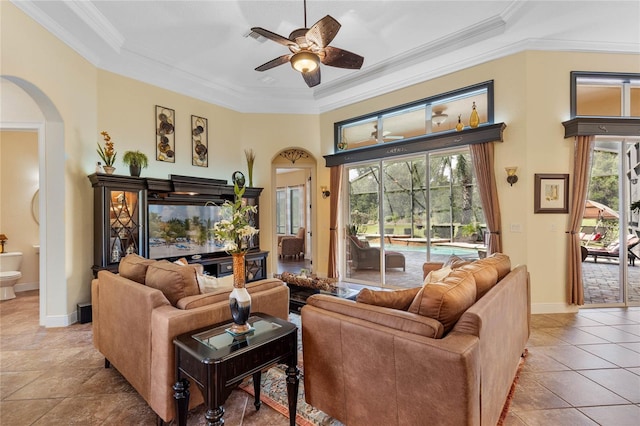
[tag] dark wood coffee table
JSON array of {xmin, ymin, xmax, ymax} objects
[
  {"xmin": 173, "ymin": 313, "xmax": 299, "ymax": 426},
  {"xmin": 287, "ymin": 283, "xmax": 359, "ymax": 313}
]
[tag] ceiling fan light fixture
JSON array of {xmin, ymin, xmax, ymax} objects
[
  {"xmin": 291, "ymin": 51, "xmax": 320, "ymax": 73},
  {"xmin": 432, "ymin": 112, "xmax": 448, "ymax": 126}
]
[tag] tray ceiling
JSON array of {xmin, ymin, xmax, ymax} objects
[{"xmin": 12, "ymin": 0, "xmax": 640, "ymax": 114}]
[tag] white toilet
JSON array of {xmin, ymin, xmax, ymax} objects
[{"xmin": 0, "ymin": 252, "xmax": 23, "ymax": 301}]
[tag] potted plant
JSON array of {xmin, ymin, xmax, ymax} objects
[
  {"xmin": 122, "ymin": 150, "xmax": 149, "ymax": 177},
  {"xmin": 459, "ymin": 222, "xmax": 483, "ymax": 243},
  {"xmin": 97, "ymin": 131, "xmax": 117, "ymax": 174}
]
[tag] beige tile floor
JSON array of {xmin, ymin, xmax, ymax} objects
[{"xmin": 2, "ymin": 290, "xmax": 640, "ymax": 425}]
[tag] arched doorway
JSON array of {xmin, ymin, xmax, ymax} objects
[
  {"xmin": 271, "ymin": 148, "xmax": 316, "ymax": 275},
  {"xmin": 1, "ymin": 76, "xmax": 66, "ymax": 326}
]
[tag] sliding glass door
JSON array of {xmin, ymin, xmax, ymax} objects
[
  {"xmin": 344, "ymin": 148, "xmax": 486, "ymax": 288},
  {"xmin": 582, "ymin": 139, "xmax": 639, "ymax": 305}
]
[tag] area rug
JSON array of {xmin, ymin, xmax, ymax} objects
[
  {"xmin": 241, "ymin": 314, "xmax": 527, "ymax": 426},
  {"xmin": 497, "ymin": 348, "xmax": 529, "ymax": 425}
]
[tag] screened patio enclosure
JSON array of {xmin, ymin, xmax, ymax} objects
[{"xmin": 344, "ymin": 148, "xmax": 487, "ymax": 288}]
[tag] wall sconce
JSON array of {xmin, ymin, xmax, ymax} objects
[
  {"xmin": 321, "ymin": 186, "xmax": 331, "ymax": 198},
  {"xmin": 505, "ymin": 166, "xmax": 518, "ymax": 186}
]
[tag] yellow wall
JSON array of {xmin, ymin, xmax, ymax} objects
[{"xmin": 3, "ymin": 1, "xmax": 640, "ymax": 320}]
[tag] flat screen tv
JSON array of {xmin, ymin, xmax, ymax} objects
[{"xmin": 148, "ymin": 202, "xmax": 229, "ymax": 260}]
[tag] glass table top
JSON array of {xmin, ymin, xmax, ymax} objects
[{"xmin": 193, "ymin": 317, "xmax": 283, "ymax": 351}]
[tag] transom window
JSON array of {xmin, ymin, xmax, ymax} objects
[
  {"xmin": 335, "ymin": 81, "xmax": 494, "ymax": 152},
  {"xmin": 571, "ymin": 72, "xmax": 640, "ymax": 118}
]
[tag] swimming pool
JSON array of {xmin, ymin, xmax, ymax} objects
[{"xmin": 369, "ymin": 242, "xmax": 480, "ymax": 256}]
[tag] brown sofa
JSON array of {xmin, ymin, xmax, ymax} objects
[
  {"xmin": 91, "ymin": 256, "xmax": 289, "ymax": 423},
  {"xmin": 301, "ymin": 254, "xmax": 530, "ymax": 426}
]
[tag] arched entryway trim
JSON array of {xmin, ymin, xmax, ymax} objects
[
  {"xmin": 1, "ymin": 75, "xmax": 67, "ymax": 327},
  {"xmin": 271, "ymin": 148, "xmax": 317, "ymax": 275}
]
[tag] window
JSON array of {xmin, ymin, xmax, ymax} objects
[
  {"xmin": 289, "ymin": 186, "xmax": 303, "ymax": 234},
  {"xmin": 276, "ymin": 186, "xmax": 304, "ymax": 235},
  {"xmin": 335, "ymin": 81, "xmax": 494, "ymax": 153},
  {"xmin": 276, "ymin": 189, "xmax": 286, "ymax": 234},
  {"xmin": 571, "ymin": 72, "xmax": 640, "ymax": 118}
]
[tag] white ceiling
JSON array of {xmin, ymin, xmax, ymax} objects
[{"xmin": 13, "ymin": 0, "xmax": 640, "ymax": 114}]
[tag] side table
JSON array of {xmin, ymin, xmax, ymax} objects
[{"xmin": 173, "ymin": 313, "xmax": 299, "ymax": 426}]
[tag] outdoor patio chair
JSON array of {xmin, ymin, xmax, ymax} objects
[
  {"xmin": 584, "ymin": 235, "xmax": 640, "ymax": 266},
  {"xmin": 348, "ymin": 235, "xmax": 405, "ymax": 271},
  {"xmin": 278, "ymin": 227, "xmax": 305, "ymax": 259}
]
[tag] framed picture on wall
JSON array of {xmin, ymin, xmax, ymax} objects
[
  {"xmin": 534, "ymin": 173, "xmax": 569, "ymax": 213},
  {"xmin": 191, "ymin": 115, "xmax": 208, "ymax": 167},
  {"xmin": 156, "ymin": 105, "xmax": 175, "ymax": 163}
]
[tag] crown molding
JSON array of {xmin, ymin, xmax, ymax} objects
[
  {"xmin": 314, "ymin": 15, "xmax": 506, "ymax": 101},
  {"xmin": 65, "ymin": 0, "xmax": 124, "ymax": 54}
]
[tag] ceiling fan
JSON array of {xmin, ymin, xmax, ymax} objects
[
  {"xmin": 251, "ymin": 0, "xmax": 364, "ymax": 87},
  {"xmin": 371, "ymin": 124, "xmax": 403, "ymax": 141}
]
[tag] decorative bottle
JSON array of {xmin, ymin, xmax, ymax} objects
[
  {"xmin": 469, "ymin": 102, "xmax": 480, "ymax": 128},
  {"xmin": 111, "ymin": 240, "xmax": 121, "ymax": 263},
  {"xmin": 456, "ymin": 115, "xmax": 464, "ymax": 132}
]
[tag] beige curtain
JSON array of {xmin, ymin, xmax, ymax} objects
[
  {"xmin": 327, "ymin": 165, "xmax": 343, "ymax": 278},
  {"xmin": 470, "ymin": 142, "xmax": 502, "ymax": 254},
  {"xmin": 567, "ymin": 135, "xmax": 595, "ymax": 305}
]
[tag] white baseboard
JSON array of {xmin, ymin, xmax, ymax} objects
[
  {"xmin": 45, "ymin": 311, "xmax": 76, "ymax": 327},
  {"xmin": 531, "ymin": 303, "xmax": 579, "ymax": 314},
  {"xmin": 15, "ymin": 282, "xmax": 39, "ymax": 292},
  {"xmin": 13, "ymin": 283, "xmax": 78, "ymax": 327}
]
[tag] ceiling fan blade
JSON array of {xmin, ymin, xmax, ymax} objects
[
  {"xmin": 255, "ymin": 54, "xmax": 292, "ymax": 71},
  {"xmin": 321, "ymin": 46, "xmax": 364, "ymax": 69},
  {"xmin": 306, "ymin": 15, "xmax": 341, "ymax": 48},
  {"xmin": 302, "ymin": 67, "xmax": 321, "ymax": 87},
  {"xmin": 250, "ymin": 27, "xmax": 296, "ymax": 47}
]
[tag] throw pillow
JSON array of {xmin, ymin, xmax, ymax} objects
[
  {"xmin": 218, "ymin": 274, "xmax": 235, "ymax": 288},
  {"xmin": 408, "ymin": 269, "xmax": 476, "ymax": 334},
  {"xmin": 443, "ymin": 255, "xmax": 471, "ymax": 269},
  {"xmin": 196, "ymin": 273, "xmax": 235, "ymax": 294},
  {"xmin": 477, "ymin": 253, "xmax": 511, "ymax": 280},
  {"xmin": 118, "ymin": 253, "xmax": 155, "ymax": 284},
  {"xmin": 145, "ymin": 260, "xmax": 200, "ymax": 306},
  {"xmin": 459, "ymin": 262, "xmax": 498, "ymax": 300},
  {"xmin": 423, "ymin": 266, "xmax": 452, "ymax": 285},
  {"xmin": 196, "ymin": 274, "xmax": 218, "ymax": 293},
  {"xmin": 356, "ymin": 287, "xmax": 421, "ymax": 311}
]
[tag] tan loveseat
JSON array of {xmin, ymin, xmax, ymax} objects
[
  {"xmin": 91, "ymin": 255, "xmax": 289, "ymax": 423},
  {"xmin": 302, "ymin": 253, "xmax": 530, "ymax": 426}
]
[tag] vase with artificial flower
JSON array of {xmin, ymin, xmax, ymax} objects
[
  {"xmin": 245, "ymin": 149, "xmax": 255, "ymax": 187},
  {"xmin": 212, "ymin": 182, "xmax": 259, "ymax": 334},
  {"xmin": 97, "ymin": 131, "xmax": 117, "ymax": 174}
]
